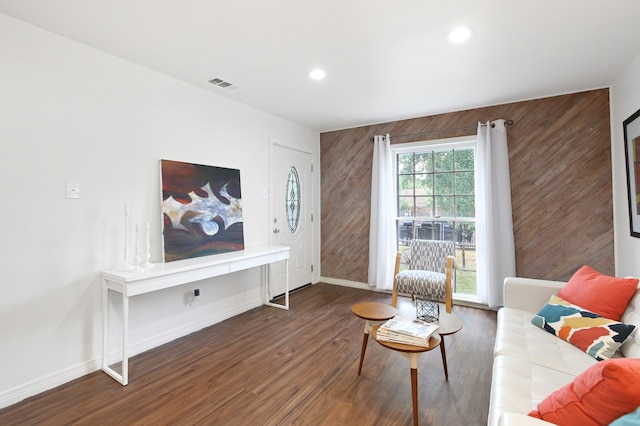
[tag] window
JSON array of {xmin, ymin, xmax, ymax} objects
[{"xmin": 393, "ymin": 137, "xmax": 477, "ymax": 299}]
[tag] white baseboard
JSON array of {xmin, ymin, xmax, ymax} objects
[
  {"xmin": 320, "ymin": 276, "xmax": 370, "ymax": 290},
  {"xmin": 320, "ymin": 278, "xmax": 490, "ymax": 310},
  {"xmin": 320, "ymin": 277, "xmax": 393, "ymax": 294},
  {"xmin": 0, "ymin": 357, "xmax": 101, "ymax": 410},
  {"xmin": 0, "ymin": 296, "xmax": 262, "ymax": 410}
]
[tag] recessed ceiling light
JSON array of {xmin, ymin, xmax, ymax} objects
[
  {"xmin": 448, "ymin": 27, "xmax": 472, "ymax": 44},
  {"xmin": 308, "ymin": 69, "xmax": 326, "ymax": 80}
]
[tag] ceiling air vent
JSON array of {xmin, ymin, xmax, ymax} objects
[{"xmin": 208, "ymin": 77, "xmax": 241, "ymax": 92}]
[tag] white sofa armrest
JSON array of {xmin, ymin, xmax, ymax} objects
[
  {"xmin": 499, "ymin": 413, "xmax": 556, "ymax": 426},
  {"xmin": 503, "ymin": 277, "xmax": 566, "ymax": 312}
]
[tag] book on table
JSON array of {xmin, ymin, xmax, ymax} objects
[{"xmin": 376, "ymin": 315, "xmax": 439, "ymax": 347}]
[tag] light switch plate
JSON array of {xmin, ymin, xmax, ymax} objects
[{"xmin": 66, "ymin": 180, "xmax": 80, "ymax": 199}]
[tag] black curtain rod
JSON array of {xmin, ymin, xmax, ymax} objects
[{"xmin": 371, "ymin": 119, "xmax": 514, "ymax": 142}]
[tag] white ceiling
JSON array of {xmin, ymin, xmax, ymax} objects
[{"xmin": 1, "ymin": 1, "xmax": 640, "ymax": 132}]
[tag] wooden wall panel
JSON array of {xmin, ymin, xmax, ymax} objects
[{"xmin": 320, "ymin": 89, "xmax": 613, "ymax": 284}]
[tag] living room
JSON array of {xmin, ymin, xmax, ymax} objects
[{"xmin": 1, "ymin": 2, "xmax": 640, "ymax": 425}]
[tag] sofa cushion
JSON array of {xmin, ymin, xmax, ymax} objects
[
  {"xmin": 532, "ymin": 295, "xmax": 636, "ymax": 361},
  {"xmin": 495, "ymin": 308, "xmax": 597, "ymax": 376},
  {"xmin": 619, "ymin": 288, "xmax": 640, "ymax": 358},
  {"xmin": 557, "ymin": 265, "xmax": 638, "ymax": 321},
  {"xmin": 488, "ymin": 355, "xmax": 577, "ymax": 426},
  {"xmin": 528, "ymin": 358, "xmax": 640, "ymax": 425},
  {"xmin": 395, "ymin": 269, "xmax": 446, "ymax": 301}
]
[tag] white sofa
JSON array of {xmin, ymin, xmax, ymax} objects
[{"xmin": 488, "ymin": 276, "xmax": 640, "ymax": 426}]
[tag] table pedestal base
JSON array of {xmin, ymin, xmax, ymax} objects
[{"xmin": 373, "ymin": 326, "xmax": 441, "ymax": 426}]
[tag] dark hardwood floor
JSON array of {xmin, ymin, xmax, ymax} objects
[{"xmin": 0, "ymin": 283, "xmax": 496, "ymax": 425}]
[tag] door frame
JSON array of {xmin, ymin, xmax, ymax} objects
[{"xmin": 268, "ymin": 138, "xmax": 316, "ymax": 294}]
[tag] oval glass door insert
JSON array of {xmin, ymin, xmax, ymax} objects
[{"xmin": 286, "ymin": 166, "xmax": 301, "ymax": 233}]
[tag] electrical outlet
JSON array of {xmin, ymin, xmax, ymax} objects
[{"xmin": 190, "ymin": 289, "xmax": 200, "ymax": 307}]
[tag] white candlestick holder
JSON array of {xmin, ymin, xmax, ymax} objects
[
  {"xmin": 120, "ymin": 204, "xmax": 134, "ymax": 271},
  {"xmin": 142, "ymin": 222, "xmax": 154, "ymax": 269},
  {"xmin": 133, "ymin": 223, "xmax": 144, "ymax": 272}
]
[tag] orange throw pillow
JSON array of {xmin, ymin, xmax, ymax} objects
[
  {"xmin": 529, "ymin": 358, "xmax": 640, "ymax": 425},
  {"xmin": 557, "ymin": 265, "xmax": 638, "ymax": 321}
]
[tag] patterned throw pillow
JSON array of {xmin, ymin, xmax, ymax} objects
[{"xmin": 532, "ymin": 295, "xmax": 636, "ymax": 361}]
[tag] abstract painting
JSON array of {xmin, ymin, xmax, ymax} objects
[
  {"xmin": 624, "ymin": 109, "xmax": 640, "ymax": 238},
  {"xmin": 160, "ymin": 159, "xmax": 244, "ymax": 261}
]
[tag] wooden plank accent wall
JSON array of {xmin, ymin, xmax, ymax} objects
[{"xmin": 320, "ymin": 89, "xmax": 613, "ymax": 284}]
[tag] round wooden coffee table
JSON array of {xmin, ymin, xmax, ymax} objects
[
  {"xmin": 372, "ymin": 325, "xmax": 441, "ymax": 426},
  {"xmin": 351, "ymin": 302, "xmax": 397, "ymax": 375}
]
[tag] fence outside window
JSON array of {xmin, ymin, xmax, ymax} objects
[{"xmin": 395, "ymin": 219, "xmax": 477, "ymax": 297}]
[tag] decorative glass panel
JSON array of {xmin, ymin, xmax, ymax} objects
[{"xmin": 286, "ymin": 166, "xmax": 301, "ymax": 233}]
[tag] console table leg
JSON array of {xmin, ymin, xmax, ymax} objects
[
  {"xmin": 121, "ymin": 293, "xmax": 129, "ymax": 386},
  {"xmin": 284, "ymin": 257, "xmax": 289, "ymax": 309},
  {"xmin": 263, "ymin": 258, "xmax": 289, "ymax": 310},
  {"xmin": 102, "ymin": 279, "xmax": 108, "ymax": 372}
]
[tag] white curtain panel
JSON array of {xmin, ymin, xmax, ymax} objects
[
  {"xmin": 475, "ymin": 120, "xmax": 516, "ymax": 307},
  {"xmin": 368, "ymin": 134, "xmax": 397, "ymax": 289}
]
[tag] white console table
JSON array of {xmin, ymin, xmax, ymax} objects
[{"xmin": 101, "ymin": 245, "xmax": 289, "ymax": 385}]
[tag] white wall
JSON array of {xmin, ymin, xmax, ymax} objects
[
  {"xmin": 610, "ymin": 52, "xmax": 640, "ymax": 278},
  {"xmin": 0, "ymin": 14, "xmax": 320, "ymax": 407}
]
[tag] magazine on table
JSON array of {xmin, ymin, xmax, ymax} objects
[{"xmin": 376, "ymin": 315, "xmax": 439, "ymax": 347}]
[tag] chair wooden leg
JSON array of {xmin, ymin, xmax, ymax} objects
[
  {"xmin": 358, "ymin": 332, "xmax": 369, "ymax": 375},
  {"xmin": 440, "ymin": 335, "xmax": 449, "ymax": 380},
  {"xmin": 411, "ymin": 367, "xmax": 419, "ymax": 426}
]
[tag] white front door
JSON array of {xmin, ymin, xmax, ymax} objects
[{"xmin": 269, "ymin": 143, "xmax": 312, "ymax": 297}]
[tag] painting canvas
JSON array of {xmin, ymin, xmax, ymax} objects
[
  {"xmin": 160, "ymin": 159, "xmax": 244, "ymax": 261},
  {"xmin": 623, "ymin": 109, "xmax": 640, "ymax": 238}
]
